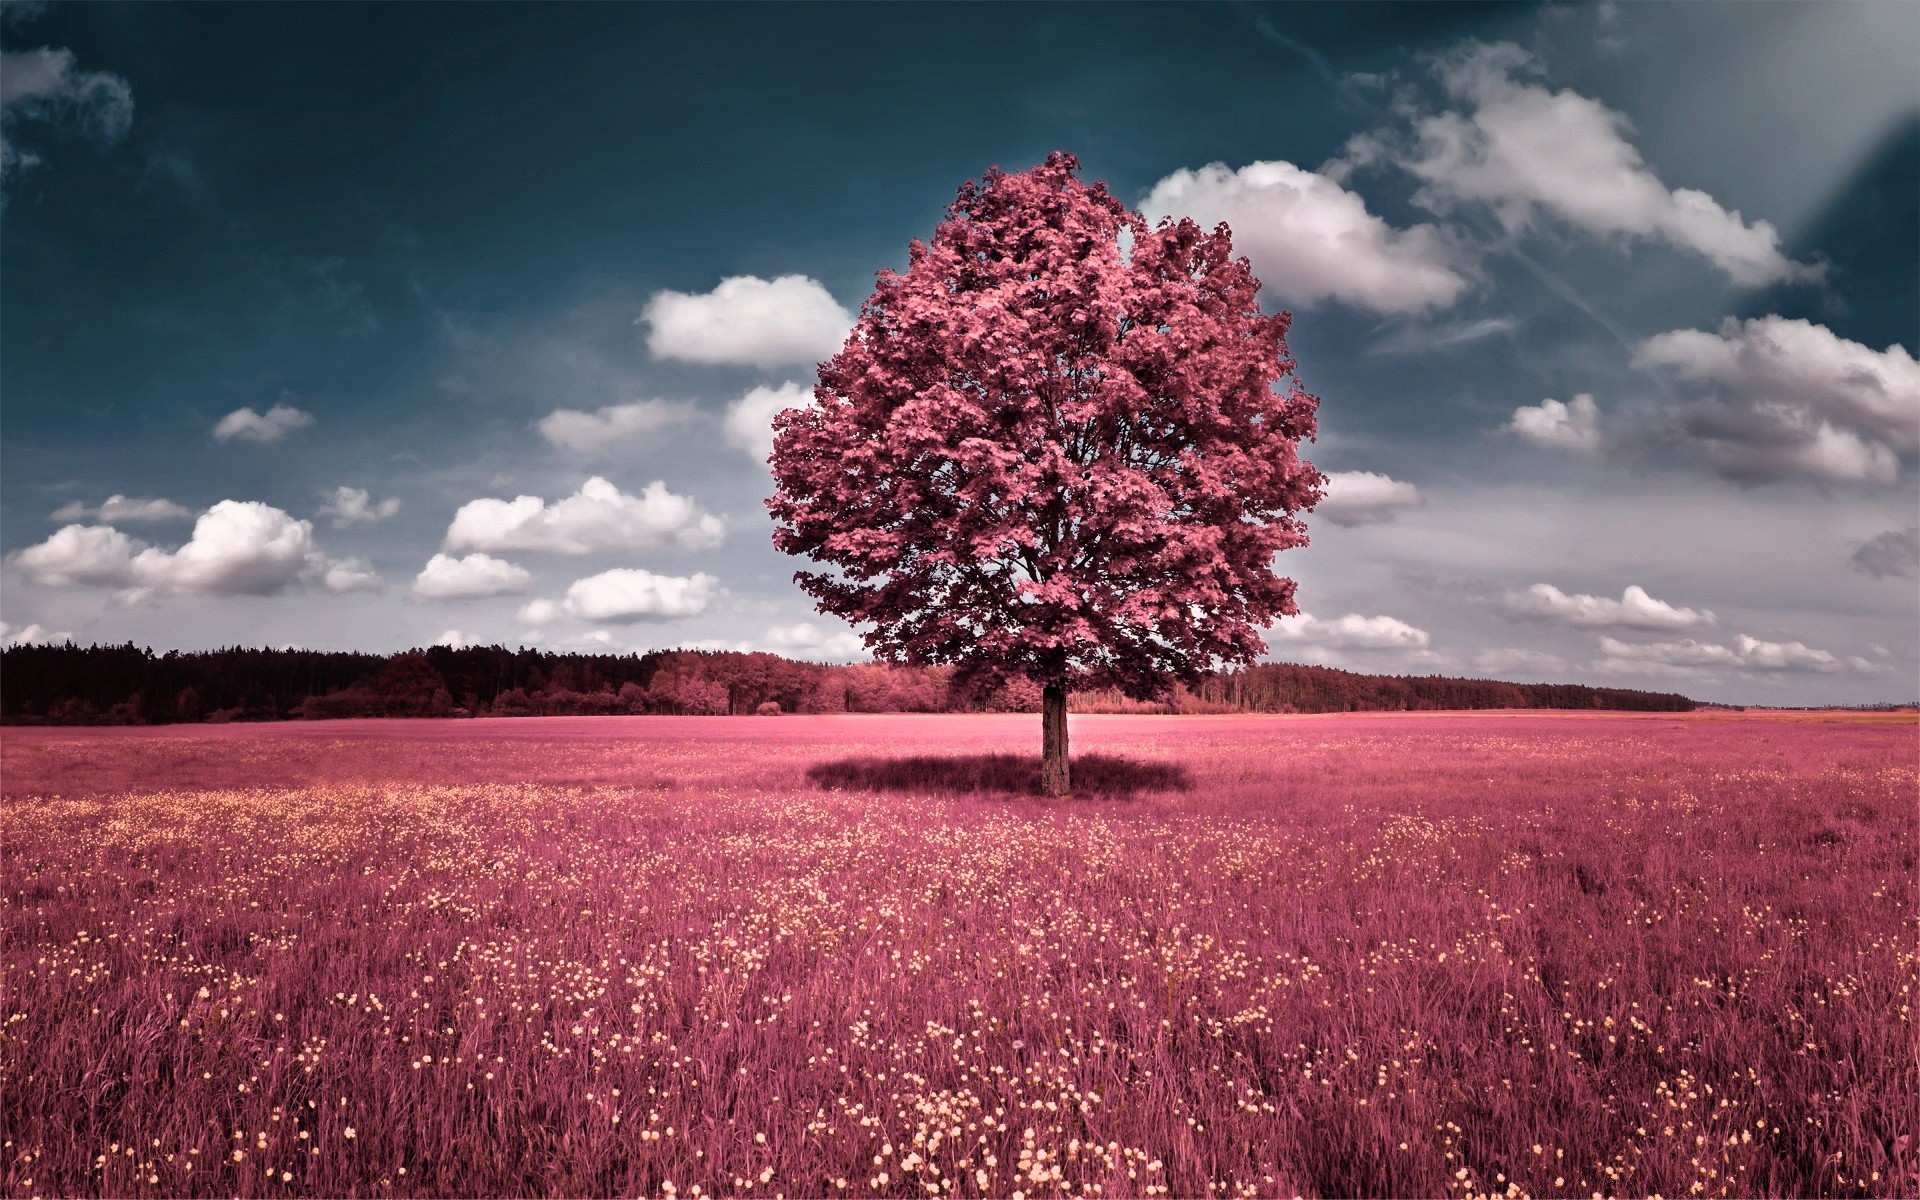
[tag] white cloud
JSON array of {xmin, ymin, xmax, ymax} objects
[
  {"xmin": 1852, "ymin": 528, "xmax": 1919, "ymax": 580},
  {"xmin": 50, "ymin": 495, "xmax": 191, "ymax": 523},
  {"xmin": 11, "ymin": 524, "xmax": 143, "ymax": 586},
  {"xmin": 725, "ymin": 381, "xmax": 810, "ymax": 463},
  {"xmin": 1272, "ymin": 611, "xmax": 1432, "ymax": 650},
  {"xmin": 435, "ymin": 629, "xmax": 475, "ymax": 648},
  {"xmin": 318, "ymin": 486, "xmax": 400, "ymax": 527},
  {"xmin": 1595, "ymin": 632, "xmax": 1852, "ymax": 676},
  {"xmin": 537, "ymin": 398, "xmax": 695, "ymax": 455},
  {"xmin": 444, "ymin": 477, "xmax": 724, "ymax": 556},
  {"xmin": 561, "ymin": 568, "xmax": 719, "ymax": 623},
  {"xmin": 411, "ymin": 552, "xmax": 532, "ymax": 601},
  {"xmin": 1393, "ymin": 41, "xmax": 1819, "ymax": 287},
  {"xmin": 1732, "ymin": 634, "xmax": 1844, "ymax": 673},
  {"xmin": 1593, "ymin": 635, "xmax": 1738, "ymax": 673},
  {"xmin": 1, "ymin": 620, "xmax": 73, "ymax": 647},
  {"xmin": 1507, "ymin": 393, "xmax": 1601, "ymax": 453},
  {"xmin": 1597, "ymin": 633, "xmax": 1735, "ymax": 668},
  {"xmin": 1, "ymin": 45, "xmax": 133, "ymax": 183},
  {"xmin": 212, "ymin": 402, "xmax": 314, "ymax": 444},
  {"xmin": 1317, "ymin": 471, "xmax": 1426, "ymax": 527},
  {"xmin": 640, "ymin": 275, "xmax": 852, "ymax": 369},
  {"xmin": 140, "ymin": 503, "xmax": 326, "ymax": 594},
  {"xmin": 320, "ymin": 558, "xmax": 381, "ymax": 595},
  {"xmin": 1141, "ymin": 160, "xmax": 1472, "ymax": 314},
  {"xmin": 515, "ymin": 598, "xmax": 561, "ymax": 625},
  {"xmin": 1667, "ymin": 418, "xmax": 1897, "ymax": 487},
  {"xmin": 9, "ymin": 501, "xmax": 377, "ymax": 596},
  {"xmin": 764, "ymin": 620, "xmax": 867, "ymax": 662},
  {"xmin": 1504, "ymin": 583, "xmax": 1713, "ymax": 630},
  {"xmin": 1635, "ymin": 316, "xmax": 1919, "ymax": 485}
]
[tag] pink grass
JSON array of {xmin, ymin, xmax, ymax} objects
[{"xmin": 3, "ymin": 712, "xmax": 1915, "ymax": 1198}]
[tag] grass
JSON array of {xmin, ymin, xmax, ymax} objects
[{"xmin": 3, "ymin": 711, "xmax": 1914, "ymax": 1198}]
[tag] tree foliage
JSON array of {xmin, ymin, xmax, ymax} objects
[{"xmin": 768, "ymin": 152, "xmax": 1323, "ymax": 699}]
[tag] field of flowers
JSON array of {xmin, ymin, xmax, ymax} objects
[{"xmin": 3, "ymin": 711, "xmax": 1914, "ymax": 1199}]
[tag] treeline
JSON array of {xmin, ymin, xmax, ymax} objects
[{"xmin": 0, "ymin": 642, "xmax": 1693, "ymax": 724}]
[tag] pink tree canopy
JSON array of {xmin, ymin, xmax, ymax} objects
[{"xmin": 768, "ymin": 151, "xmax": 1322, "ymax": 705}]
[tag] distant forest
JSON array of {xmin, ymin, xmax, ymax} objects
[{"xmin": 0, "ymin": 642, "xmax": 1694, "ymax": 724}]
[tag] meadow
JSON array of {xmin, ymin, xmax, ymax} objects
[{"xmin": 3, "ymin": 711, "xmax": 1914, "ymax": 1199}]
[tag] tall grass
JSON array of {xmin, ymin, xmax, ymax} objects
[{"xmin": 4, "ymin": 712, "xmax": 1914, "ymax": 1198}]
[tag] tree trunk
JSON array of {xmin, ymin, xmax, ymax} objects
[{"xmin": 1040, "ymin": 683, "xmax": 1070, "ymax": 796}]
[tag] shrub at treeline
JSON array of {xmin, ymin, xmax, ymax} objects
[{"xmin": 0, "ymin": 642, "xmax": 1693, "ymax": 724}]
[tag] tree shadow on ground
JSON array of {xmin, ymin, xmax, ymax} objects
[{"xmin": 806, "ymin": 753, "xmax": 1192, "ymax": 799}]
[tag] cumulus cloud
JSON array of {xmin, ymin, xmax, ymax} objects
[
  {"xmin": 50, "ymin": 494, "xmax": 191, "ymax": 523},
  {"xmin": 764, "ymin": 620, "xmax": 868, "ymax": 662},
  {"xmin": 1851, "ymin": 527, "xmax": 1919, "ymax": 580},
  {"xmin": 1635, "ymin": 316, "xmax": 1918, "ymax": 485},
  {"xmin": 1595, "ymin": 633, "xmax": 1852, "ymax": 676},
  {"xmin": 8, "ymin": 502, "xmax": 377, "ymax": 596},
  {"xmin": 320, "ymin": 558, "xmax": 381, "ymax": 595},
  {"xmin": 0, "ymin": 45, "xmax": 133, "ymax": 183},
  {"xmin": 536, "ymin": 398, "xmax": 695, "ymax": 455},
  {"xmin": 559, "ymin": 568, "xmax": 719, "ymax": 623},
  {"xmin": 9, "ymin": 524, "xmax": 143, "ymax": 587},
  {"xmin": 1316, "ymin": 471, "xmax": 1426, "ymax": 527},
  {"xmin": 1509, "ymin": 321, "xmax": 1918, "ymax": 484},
  {"xmin": 1668, "ymin": 417, "xmax": 1897, "ymax": 487},
  {"xmin": 146, "ymin": 503, "xmax": 347, "ymax": 594},
  {"xmin": 411, "ymin": 552, "xmax": 532, "ymax": 601},
  {"xmin": 1592, "ymin": 635, "xmax": 1735, "ymax": 676},
  {"xmin": 1731, "ymin": 635, "xmax": 1846, "ymax": 673},
  {"xmin": 1387, "ymin": 42, "xmax": 1819, "ymax": 287},
  {"xmin": 1141, "ymin": 160, "xmax": 1472, "ymax": 314},
  {"xmin": 1272, "ymin": 611, "xmax": 1432, "ymax": 650},
  {"xmin": 516, "ymin": 598, "xmax": 561, "ymax": 625},
  {"xmin": 1504, "ymin": 583, "xmax": 1713, "ymax": 630},
  {"xmin": 212, "ymin": 402, "xmax": 314, "ymax": 444},
  {"xmin": 444, "ymin": 477, "xmax": 724, "ymax": 556},
  {"xmin": 640, "ymin": 275, "xmax": 852, "ymax": 369},
  {"xmin": 318, "ymin": 486, "xmax": 400, "ymax": 527},
  {"xmin": 725, "ymin": 381, "xmax": 811, "ymax": 463},
  {"xmin": 1507, "ymin": 393, "xmax": 1601, "ymax": 453},
  {"xmin": 1, "ymin": 620, "xmax": 73, "ymax": 647}
]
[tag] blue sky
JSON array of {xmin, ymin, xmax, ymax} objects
[{"xmin": 2, "ymin": 1, "xmax": 1915, "ymax": 705}]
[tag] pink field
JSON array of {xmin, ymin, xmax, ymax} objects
[{"xmin": 4, "ymin": 711, "xmax": 1915, "ymax": 1199}]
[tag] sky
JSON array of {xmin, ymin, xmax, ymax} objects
[{"xmin": 2, "ymin": 1, "xmax": 1915, "ymax": 706}]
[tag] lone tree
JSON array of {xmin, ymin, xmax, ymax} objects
[{"xmin": 768, "ymin": 152, "xmax": 1322, "ymax": 795}]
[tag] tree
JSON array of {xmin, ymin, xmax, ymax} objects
[{"xmin": 768, "ymin": 152, "xmax": 1323, "ymax": 795}]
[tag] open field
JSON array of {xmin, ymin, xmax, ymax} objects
[{"xmin": 3, "ymin": 711, "xmax": 1915, "ymax": 1199}]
